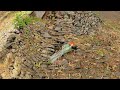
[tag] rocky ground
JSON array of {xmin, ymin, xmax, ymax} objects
[{"xmin": 0, "ymin": 11, "xmax": 120, "ymax": 79}]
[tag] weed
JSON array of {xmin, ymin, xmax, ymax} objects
[
  {"xmin": 33, "ymin": 61, "xmax": 43, "ymax": 68},
  {"xmin": 13, "ymin": 14, "xmax": 33, "ymax": 29},
  {"xmin": 13, "ymin": 13, "xmax": 45, "ymax": 30},
  {"xmin": 96, "ymin": 49, "xmax": 105, "ymax": 57}
]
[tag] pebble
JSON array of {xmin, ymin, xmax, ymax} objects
[
  {"xmin": 41, "ymin": 50, "xmax": 47, "ymax": 54},
  {"xmin": 24, "ymin": 61, "xmax": 31, "ymax": 67},
  {"xmin": 61, "ymin": 59, "xmax": 68, "ymax": 65},
  {"xmin": 75, "ymin": 66, "xmax": 81, "ymax": 70},
  {"xmin": 11, "ymin": 49, "xmax": 16, "ymax": 53},
  {"xmin": 66, "ymin": 11, "xmax": 75, "ymax": 15},
  {"xmin": 48, "ymin": 25, "xmax": 54, "ymax": 29},
  {"xmin": 32, "ymin": 66, "xmax": 38, "ymax": 71},
  {"xmin": 5, "ymin": 43, "xmax": 13, "ymax": 49},
  {"xmin": 41, "ymin": 54, "xmax": 49, "ymax": 58},
  {"xmin": 42, "ymin": 32, "xmax": 52, "ymax": 38},
  {"xmin": 25, "ymin": 74, "xmax": 32, "ymax": 79},
  {"xmin": 7, "ymin": 34, "xmax": 16, "ymax": 43},
  {"xmin": 54, "ymin": 27, "xmax": 61, "ymax": 31},
  {"xmin": 31, "ymin": 56, "xmax": 38, "ymax": 62},
  {"xmin": 41, "ymin": 64, "xmax": 47, "ymax": 68},
  {"xmin": 64, "ymin": 14, "xmax": 69, "ymax": 19},
  {"xmin": 47, "ymin": 45, "xmax": 54, "ymax": 48},
  {"xmin": 46, "ymin": 48, "xmax": 55, "ymax": 52}
]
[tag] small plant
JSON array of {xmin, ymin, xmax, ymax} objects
[
  {"xmin": 33, "ymin": 61, "xmax": 43, "ymax": 67},
  {"xmin": 96, "ymin": 49, "xmax": 105, "ymax": 57},
  {"xmin": 13, "ymin": 15, "xmax": 33, "ymax": 29}
]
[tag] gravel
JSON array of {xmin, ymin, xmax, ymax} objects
[{"xmin": 47, "ymin": 11, "xmax": 102, "ymax": 35}]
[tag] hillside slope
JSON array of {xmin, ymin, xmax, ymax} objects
[{"xmin": 0, "ymin": 11, "xmax": 120, "ymax": 79}]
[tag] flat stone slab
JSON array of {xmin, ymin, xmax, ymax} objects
[{"xmin": 31, "ymin": 11, "xmax": 46, "ymax": 18}]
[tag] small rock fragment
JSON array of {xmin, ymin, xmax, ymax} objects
[{"xmin": 42, "ymin": 32, "xmax": 51, "ymax": 38}]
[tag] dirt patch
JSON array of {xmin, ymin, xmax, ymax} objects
[{"xmin": 94, "ymin": 11, "xmax": 120, "ymax": 22}]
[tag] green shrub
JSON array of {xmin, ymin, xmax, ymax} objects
[
  {"xmin": 13, "ymin": 15, "xmax": 33, "ymax": 29},
  {"xmin": 13, "ymin": 12, "xmax": 44, "ymax": 30}
]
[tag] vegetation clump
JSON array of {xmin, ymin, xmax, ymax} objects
[{"xmin": 14, "ymin": 15, "xmax": 33, "ymax": 29}]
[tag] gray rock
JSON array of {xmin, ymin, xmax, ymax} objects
[
  {"xmin": 24, "ymin": 61, "xmax": 31, "ymax": 67},
  {"xmin": 41, "ymin": 64, "xmax": 47, "ymax": 68},
  {"xmin": 7, "ymin": 34, "xmax": 16, "ymax": 43},
  {"xmin": 60, "ymin": 11, "xmax": 67, "ymax": 15},
  {"xmin": 47, "ymin": 45, "xmax": 54, "ymax": 48},
  {"xmin": 64, "ymin": 14, "xmax": 69, "ymax": 19},
  {"xmin": 41, "ymin": 54, "xmax": 49, "ymax": 58},
  {"xmin": 32, "ymin": 56, "xmax": 39, "ymax": 62},
  {"xmin": 5, "ymin": 43, "xmax": 13, "ymax": 49},
  {"xmin": 46, "ymin": 48, "xmax": 55, "ymax": 52},
  {"xmin": 41, "ymin": 50, "xmax": 47, "ymax": 54},
  {"xmin": 11, "ymin": 49, "xmax": 16, "ymax": 53},
  {"xmin": 42, "ymin": 32, "xmax": 51, "ymax": 38},
  {"xmin": 66, "ymin": 11, "xmax": 75, "ymax": 15},
  {"xmin": 54, "ymin": 27, "xmax": 61, "ymax": 31},
  {"xmin": 32, "ymin": 11, "xmax": 45, "ymax": 18}
]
